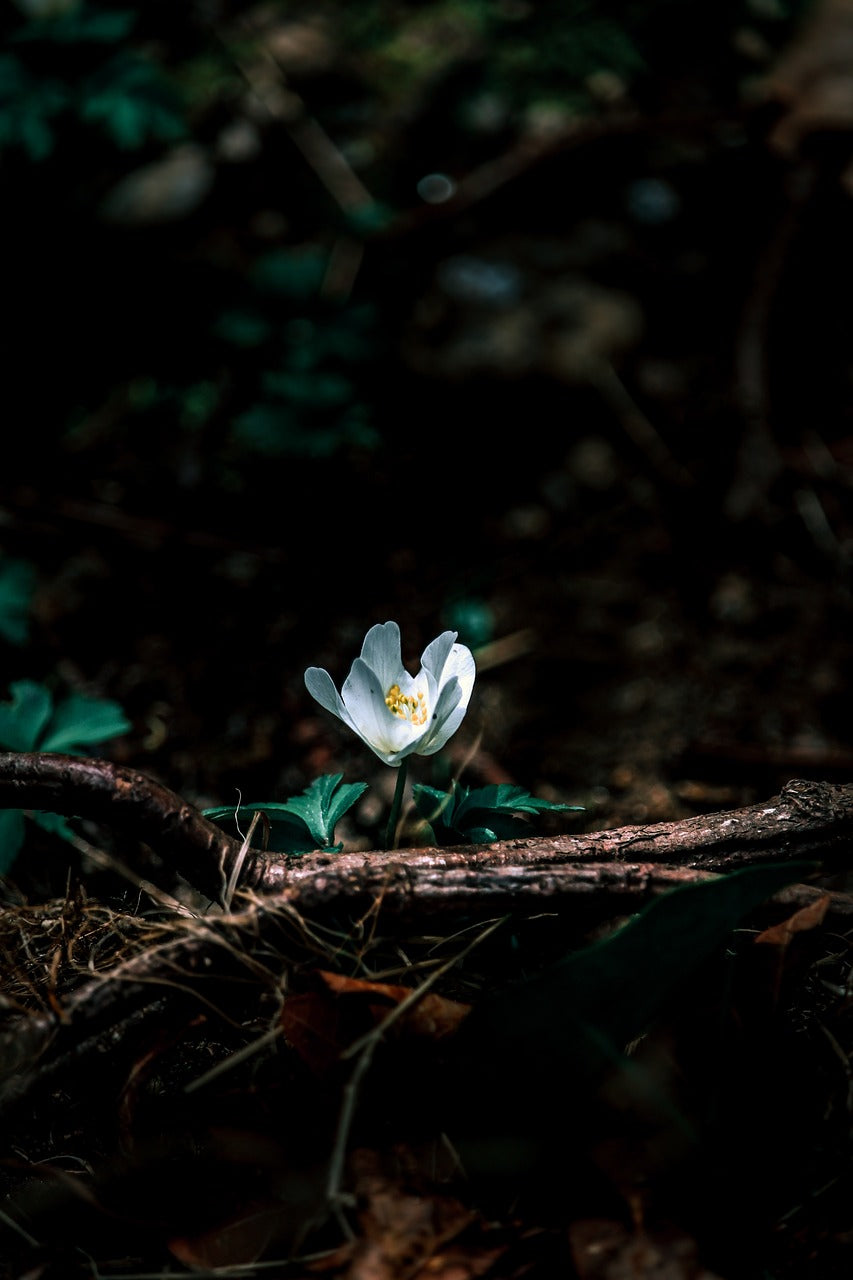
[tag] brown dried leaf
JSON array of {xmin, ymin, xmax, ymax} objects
[
  {"xmin": 278, "ymin": 990, "xmax": 338, "ymax": 1077},
  {"xmin": 754, "ymin": 893, "xmax": 831, "ymax": 948},
  {"xmin": 281, "ymin": 971, "xmax": 470, "ymax": 1076},
  {"xmin": 346, "ymin": 1151, "xmax": 478, "ymax": 1280},
  {"xmin": 167, "ymin": 1202, "xmax": 281, "ymax": 1269},
  {"xmin": 318, "ymin": 970, "xmax": 471, "ymax": 1039},
  {"xmin": 750, "ymin": 893, "xmax": 831, "ymax": 1007}
]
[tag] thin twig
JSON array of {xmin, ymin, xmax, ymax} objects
[{"xmin": 324, "ymin": 915, "xmax": 508, "ymax": 1227}]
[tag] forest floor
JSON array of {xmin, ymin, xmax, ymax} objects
[{"xmin": 2, "ymin": 2, "xmax": 853, "ymax": 1276}]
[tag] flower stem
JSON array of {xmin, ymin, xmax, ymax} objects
[{"xmin": 385, "ymin": 759, "xmax": 409, "ymax": 850}]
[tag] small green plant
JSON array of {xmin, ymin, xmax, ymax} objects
[
  {"xmin": 411, "ymin": 782, "xmax": 581, "ymax": 845},
  {"xmin": 207, "ymin": 621, "xmax": 579, "ymax": 857},
  {"xmin": 303, "ymin": 620, "xmax": 581, "ymax": 849},
  {"xmin": 204, "ymin": 774, "xmax": 367, "ymax": 855},
  {"xmin": 0, "ymin": 678, "xmax": 131, "ymax": 872}
]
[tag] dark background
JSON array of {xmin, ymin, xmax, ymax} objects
[
  {"xmin": 5, "ymin": 5, "xmax": 853, "ymax": 1277},
  {"xmin": 2, "ymin": 0, "xmax": 852, "ymax": 868}
]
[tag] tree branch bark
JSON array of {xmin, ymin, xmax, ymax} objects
[{"xmin": 1, "ymin": 754, "xmax": 852, "ymax": 909}]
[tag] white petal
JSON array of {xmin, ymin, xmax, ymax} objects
[
  {"xmin": 416, "ymin": 676, "xmax": 463, "ymax": 756},
  {"xmin": 385, "ymin": 738, "xmax": 428, "ymax": 766},
  {"xmin": 442, "ymin": 643, "xmax": 476, "ymax": 704},
  {"xmin": 420, "ymin": 631, "xmax": 457, "ymax": 683},
  {"xmin": 342, "ymin": 657, "xmax": 418, "ymax": 762},
  {"xmin": 304, "ymin": 667, "xmax": 346, "ymax": 719},
  {"xmin": 418, "ymin": 700, "xmax": 468, "ymax": 755},
  {"xmin": 360, "ymin": 621, "xmax": 406, "ymax": 686}
]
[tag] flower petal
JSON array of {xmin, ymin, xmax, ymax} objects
[
  {"xmin": 418, "ymin": 699, "xmax": 467, "ymax": 756},
  {"xmin": 360, "ymin": 621, "xmax": 406, "ymax": 685},
  {"xmin": 416, "ymin": 676, "xmax": 463, "ymax": 756},
  {"xmin": 420, "ymin": 630, "xmax": 457, "ymax": 683},
  {"xmin": 442, "ymin": 643, "xmax": 476, "ymax": 704},
  {"xmin": 342, "ymin": 656, "xmax": 418, "ymax": 763},
  {"xmin": 304, "ymin": 667, "xmax": 346, "ymax": 720},
  {"xmin": 305, "ymin": 625, "xmax": 476, "ymax": 767}
]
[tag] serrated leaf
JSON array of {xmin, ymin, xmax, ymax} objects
[
  {"xmin": 412, "ymin": 782, "xmax": 582, "ymax": 845},
  {"xmin": 456, "ymin": 783, "xmax": 582, "ymax": 820},
  {"xmin": 0, "ymin": 557, "xmax": 36, "ymax": 645},
  {"xmin": 263, "ymin": 774, "xmax": 367, "ymax": 847},
  {"xmin": 203, "ymin": 804, "xmax": 320, "ymax": 855},
  {"xmin": 0, "ymin": 809, "xmax": 26, "ymax": 876},
  {"xmin": 0, "ymin": 680, "xmax": 53, "ymax": 752},
  {"xmin": 204, "ymin": 775, "xmax": 367, "ymax": 853},
  {"xmin": 39, "ymin": 692, "xmax": 131, "ymax": 753}
]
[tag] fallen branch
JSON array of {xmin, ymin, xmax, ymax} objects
[
  {"xmin": 265, "ymin": 775, "xmax": 853, "ymax": 899},
  {"xmin": 0, "ymin": 751, "xmax": 248, "ymax": 905},
  {"xmin": 1, "ymin": 755, "xmax": 853, "ymax": 906},
  {"xmin": 2, "ymin": 754, "xmax": 850, "ymax": 1122}
]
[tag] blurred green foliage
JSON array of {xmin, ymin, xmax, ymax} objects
[
  {"xmin": 0, "ymin": 557, "xmax": 36, "ymax": 647},
  {"xmin": 2, "ymin": 0, "xmax": 809, "ymax": 491},
  {"xmin": 0, "ymin": 5, "xmax": 184, "ymax": 158},
  {"xmin": 0, "ymin": 678, "xmax": 131, "ymax": 873}
]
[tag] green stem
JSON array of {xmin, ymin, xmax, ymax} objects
[{"xmin": 384, "ymin": 758, "xmax": 409, "ymax": 850}]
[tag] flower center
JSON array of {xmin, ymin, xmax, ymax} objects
[{"xmin": 385, "ymin": 683, "xmax": 428, "ymax": 725}]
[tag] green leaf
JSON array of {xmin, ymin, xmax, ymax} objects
[
  {"xmin": 459, "ymin": 783, "xmax": 582, "ymax": 819},
  {"xmin": 0, "ymin": 809, "xmax": 26, "ymax": 876},
  {"xmin": 0, "ymin": 54, "xmax": 67, "ymax": 160},
  {"xmin": 203, "ymin": 805, "xmax": 323, "ymax": 855},
  {"xmin": 0, "ymin": 810, "xmax": 78, "ymax": 878},
  {"xmin": 0, "ymin": 680, "xmax": 53, "ymax": 752},
  {"xmin": 39, "ymin": 693, "xmax": 131, "ymax": 753},
  {"xmin": 78, "ymin": 53, "xmax": 186, "ymax": 150},
  {"xmin": 30, "ymin": 810, "xmax": 74, "ymax": 841},
  {"xmin": 204, "ymin": 775, "xmax": 367, "ymax": 854},
  {"xmin": 412, "ymin": 782, "xmax": 583, "ymax": 845},
  {"xmin": 0, "ymin": 557, "xmax": 36, "ymax": 645}
]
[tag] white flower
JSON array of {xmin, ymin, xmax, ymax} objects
[{"xmin": 305, "ymin": 621, "xmax": 476, "ymax": 767}]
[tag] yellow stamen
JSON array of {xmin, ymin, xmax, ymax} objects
[{"xmin": 385, "ymin": 683, "xmax": 428, "ymax": 726}]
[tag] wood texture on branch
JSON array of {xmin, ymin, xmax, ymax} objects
[{"xmin": 1, "ymin": 754, "xmax": 853, "ymax": 906}]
